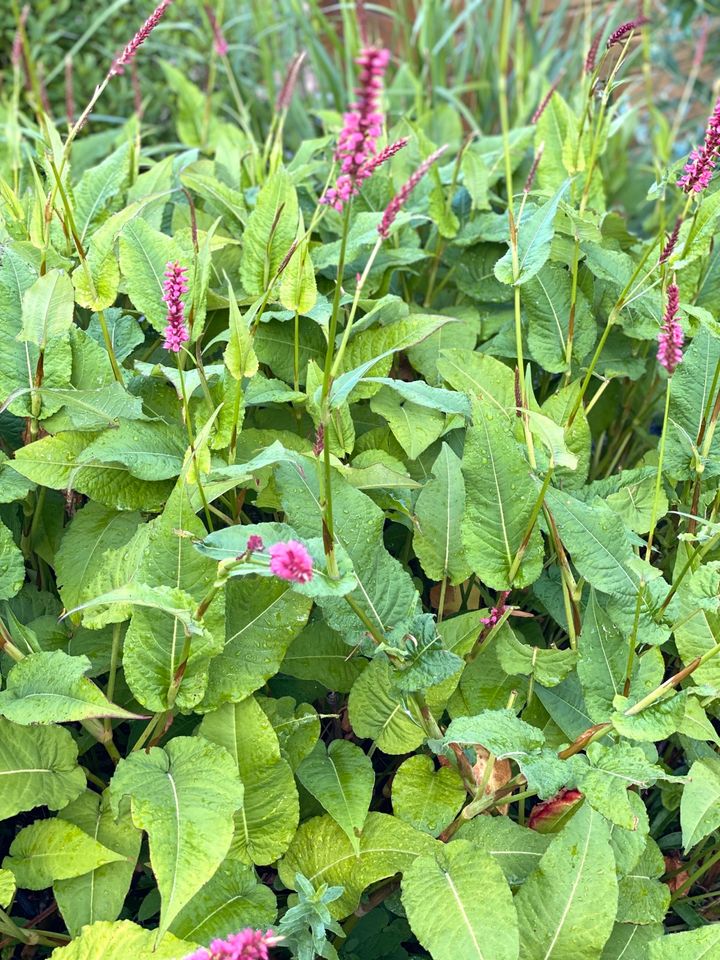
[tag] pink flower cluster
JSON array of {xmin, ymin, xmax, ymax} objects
[
  {"xmin": 378, "ymin": 145, "xmax": 448, "ymax": 239},
  {"xmin": 678, "ymin": 94, "xmax": 720, "ymax": 194},
  {"xmin": 183, "ymin": 928, "xmax": 280, "ymax": 960},
  {"xmin": 109, "ymin": 0, "xmax": 173, "ymax": 77},
  {"xmin": 322, "ymin": 46, "xmax": 390, "ymax": 211},
  {"xmin": 269, "ymin": 540, "xmax": 313, "ymax": 584},
  {"xmin": 481, "ymin": 591, "xmax": 510, "ymax": 629},
  {"xmin": 657, "ymin": 283, "xmax": 684, "ymax": 375},
  {"xmin": 606, "ymin": 17, "xmax": 649, "ymax": 50},
  {"xmin": 659, "ymin": 217, "xmax": 682, "ymax": 264},
  {"xmin": 162, "ymin": 260, "xmax": 189, "ymax": 353}
]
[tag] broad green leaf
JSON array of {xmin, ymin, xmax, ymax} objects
[
  {"xmin": 514, "ymin": 803, "xmax": 618, "ymax": 960},
  {"xmin": 225, "ymin": 284, "xmax": 259, "ymax": 380},
  {"xmin": 370, "ymin": 385, "xmax": 446, "ymax": 459},
  {"xmin": 392, "ymin": 754, "xmax": 465, "ymax": 837},
  {"xmin": 413, "ymin": 443, "xmax": 472, "ymax": 585},
  {"xmin": 109, "ymin": 736, "xmax": 243, "ymax": 936},
  {"xmin": 200, "ymin": 576, "xmax": 311, "ymax": 710},
  {"xmin": 402, "ymin": 839, "xmax": 519, "ymax": 960},
  {"xmin": 0, "ymin": 650, "xmax": 142, "ymax": 724},
  {"xmin": 48, "ymin": 920, "xmax": 193, "ymax": 960},
  {"xmin": 279, "ymin": 220, "xmax": 317, "ymax": 314},
  {"xmin": 448, "ymin": 640, "xmax": 523, "ymax": 718},
  {"xmin": 600, "ymin": 923, "xmax": 664, "ymax": 960},
  {"xmin": 119, "ymin": 219, "xmax": 185, "ymax": 332},
  {"xmin": 281, "ymin": 620, "xmax": 367, "ymax": 692},
  {"xmin": 297, "ymin": 740, "xmax": 374, "ymax": 852},
  {"xmin": 19, "ymin": 269, "xmax": 74, "ymax": 347},
  {"xmin": 0, "ymin": 869, "xmax": 16, "ymax": 908},
  {"xmin": 348, "ymin": 657, "xmax": 425, "ymax": 754},
  {"xmin": 577, "ymin": 592, "xmax": 626, "ymax": 722},
  {"xmin": 436, "ymin": 709, "xmax": 545, "ymax": 757},
  {"xmin": 674, "ymin": 567, "xmax": 720, "ymax": 688},
  {"xmin": 78, "ymin": 420, "xmax": 187, "ymax": 481},
  {"xmin": 437, "ymin": 349, "xmax": 516, "ymax": 410},
  {"xmin": 0, "ymin": 519, "xmax": 24, "ymax": 601},
  {"xmin": 54, "ymin": 790, "xmax": 141, "ymax": 936},
  {"xmin": 169, "ymin": 860, "xmax": 276, "ymax": 944},
  {"xmin": 680, "ymin": 757, "xmax": 720, "ymax": 851},
  {"xmin": 648, "ymin": 926, "xmax": 720, "ymax": 959},
  {"xmin": 74, "ymin": 142, "xmax": 131, "ymax": 243},
  {"xmin": 496, "ymin": 626, "xmax": 577, "ymax": 687},
  {"xmin": 525, "ymin": 264, "xmax": 596, "ymax": 373},
  {"xmin": 665, "ymin": 327, "xmax": 720, "ymax": 479},
  {"xmin": 199, "ymin": 698, "xmax": 299, "ymax": 866},
  {"xmin": 3, "ymin": 818, "xmax": 123, "ymax": 890},
  {"xmin": 494, "ymin": 181, "xmax": 570, "ymax": 285},
  {"xmin": 616, "ymin": 838, "xmax": 669, "ymax": 925},
  {"xmin": 455, "ymin": 814, "xmax": 551, "ymax": 884},
  {"xmin": 0, "ymin": 718, "xmax": 85, "ymax": 821},
  {"xmin": 463, "ymin": 397, "xmax": 543, "ymax": 589},
  {"xmin": 240, "ymin": 168, "xmax": 300, "ymax": 298},
  {"xmin": 257, "ymin": 695, "xmax": 320, "ymax": 770},
  {"xmin": 55, "ymin": 501, "xmax": 141, "ymax": 614},
  {"xmin": 38, "ymin": 384, "xmax": 146, "ymax": 432},
  {"xmin": 612, "ymin": 694, "xmax": 686, "ymax": 742},
  {"xmin": 278, "ymin": 812, "xmax": 438, "ymax": 918}
]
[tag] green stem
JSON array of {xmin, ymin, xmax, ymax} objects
[{"xmin": 646, "ymin": 378, "xmax": 672, "ymax": 558}]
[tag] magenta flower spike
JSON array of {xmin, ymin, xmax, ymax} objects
[
  {"xmin": 678, "ymin": 94, "xmax": 720, "ymax": 194},
  {"xmin": 268, "ymin": 540, "xmax": 314, "ymax": 584},
  {"xmin": 657, "ymin": 283, "xmax": 684, "ymax": 375},
  {"xmin": 182, "ymin": 928, "xmax": 281, "ymax": 960},
  {"xmin": 378, "ymin": 145, "xmax": 448, "ymax": 239},
  {"xmin": 322, "ymin": 45, "xmax": 391, "ymax": 211},
  {"xmin": 606, "ymin": 17, "xmax": 649, "ymax": 50},
  {"xmin": 109, "ymin": 0, "xmax": 173, "ymax": 77},
  {"xmin": 659, "ymin": 217, "xmax": 682, "ymax": 264},
  {"xmin": 162, "ymin": 260, "xmax": 190, "ymax": 353}
]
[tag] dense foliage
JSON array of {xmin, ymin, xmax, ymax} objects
[{"xmin": 1, "ymin": 1, "xmax": 720, "ymax": 958}]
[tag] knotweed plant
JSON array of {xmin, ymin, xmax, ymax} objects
[{"xmin": 1, "ymin": 2, "xmax": 720, "ymax": 959}]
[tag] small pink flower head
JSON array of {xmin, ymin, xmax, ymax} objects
[
  {"xmin": 481, "ymin": 591, "xmax": 510, "ymax": 628},
  {"xmin": 657, "ymin": 283, "xmax": 684, "ymax": 375},
  {"xmin": 378, "ymin": 145, "xmax": 448, "ymax": 239},
  {"xmin": 182, "ymin": 928, "xmax": 281, "ymax": 960},
  {"xmin": 678, "ymin": 94, "xmax": 720, "ymax": 194},
  {"xmin": 162, "ymin": 260, "xmax": 189, "ymax": 353},
  {"xmin": 268, "ymin": 540, "xmax": 314, "ymax": 584},
  {"xmin": 109, "ymin": 0, "xmax": 173, "ymax": 77},
  {"xmin": 606, "ymin": 17, "xmax": 649, "ymax": 49},
  {"xmin": 246, "ymin": 534, "xmax": 264, "ymax": 553},
  {"xmin": 321, "ymin": 45, "xmax": 391, "ymax": 211}
]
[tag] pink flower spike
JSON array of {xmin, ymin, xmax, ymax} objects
[
  {"xmin": 606, "ymin": 17, "xmax": 649, "ymax": 49},
  {"xmin": 246, "ymin": 534, "xmax": 264, "ymax": 553},
  {"xmin": 657, "ymin": 283, "xmax": 684, "ymax": 375},
  {"xmin": 678, "ymin": 93, "xmax": 720, "ymax": 194},
  {"xmin": 357, "ymin": 137, "xmax": 410, "ymax": 178},
  {"xmin": 378, "ymin": 145, "xmax": 448, "ymax": 239},
  {"xmin": 204, "ymin": 4, "xmax": 228, "ymax": 56},
  {"xmin": 181, "ymin": 928, "xmax": 281, "ymax": 960},
  {"xmin": 109, "ymin": 0, "xmax": 173, "ymax": 77},
  {"xmin": 162, "ymin": 260, "xmax": 190, "ymax": 353},
  {"xmin": 268, "ymin": 540, "xmax": 314, "ymax": 584}
]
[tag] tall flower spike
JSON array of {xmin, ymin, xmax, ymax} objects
[
  {"xmin": 378, "ymin": 145, "xmax": 448, "ymax": 239},
  {"xmin": 204, "ymin": 4, "xmax": 228, "ymax": 56},
  {"xmin": 659, "ymin": 217, "xmax": 682, "ymax": 264},
  {"xmin": 584, "ymin": 25, "xmax": 603, "ymax": 74},
  {"xmin": 322, "ymin": 45, "xmax": 390, "ymax": 211},
  {"xmin": 357, "ymin": 137, "xmax": 409, "ymax": 178},
  {"xmin": 162, "ymin": 260, "xmax": 189, "ymax": 353},
  {"xmin": 109, "ymin": 0, "xmax": 173, "ymax": 77},
  {"xmin": 182, "ymin": 928, "xmax": 281, "ymax": 960},
  {"xmin": 531, "ymin": 77, "xmax": 561, "ymax": 125},
  {"xmin": 657, "ymin": 283, "xmax": 684, "ymax": 375},
  {"xmin": 678, "ymin": 94, "xmax": 720, "ymax": 194},
  {"xmin": 606, "ymin": 17, "xmax": 649, "ymax": 49}
]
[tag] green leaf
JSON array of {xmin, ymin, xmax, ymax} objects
[
  {"xmin": 19, "ymin": 269, "xmax": 74, "ymax": 347},
  {"xmin": 119, "ymin": 219, "xmax": 184, "ymax": 332},
  {"xmin": 297, "ymin": 740, "xmax": 374, "ymax": 853},
  {"xmin": 525, "ymin": 264, "xmax": 596, "ymax": 373},
  {"xmin": 0, "ymin": 519, "xmax": 24, "ymax": 601},
  {"xmin": 463, "ymin": 397, "xmax": 543, "ymax": 589},
  {"xmin": 665, "ymin": 327, "xmax": 720, "ymax": 478},
  {"xmin": 455, "ymin": 814, "xmax": 551, "ymax": 885},
  {"xmin": 436, "ymin": 709, "xmax": 545, "ymax": 757},
  {"xmin": 225, "ymin": 284, "xmax": 259, "ymax": 380},
  {"xmin": 48, "ymin": 920, "xmax": 194, "ymax": 960},
  {"xmin": 0, "ymin": 650, "xmax": 142, "ymax": 724},
  {"xmin": 577, "ymin": 592, "xmax": 626, "ymax": 722},
  {"xmin": 257, "ymin": 695, "xmax": 320, "ymax": 770},
  {"xmin": 55, "ymin": 502, "xmax": 141, "ymax": 614},
  {"xmin": 3, "ymin": 818, "xmax": 123, "ymax": 890},
  {"xmin": 347, "ymin": 657, "xmax": 425, "ymax": 754},
  {"xmin": 169, "ymin": 860, "xmax": 276, "ymax": 944},
  {"xmin": 514, "ymin": 803, "xmax": 618, "ymax": 960},
  {"xmin": 74, "ymin": 142, "xmax": 131, "ymax": 243},
  {"xmin": 680, "ymin": 757, "xmax": 720, "ymax": 852},
  {"xmin": 648, "ymin": 925, "xmax": 720, "ymax": 959},
  {"xmin": 616, "ymin": 838, "xmax": 669, "ymax": 925},
  {"xmin": 402, "ymin": 839, "xmax": 519, "ymax": 960},
  {"xmin": 199, "ymin": 698, "xmax": 299, "ymax": 866},
  {"xmin": 109, "ymin": 736, "xmax": 243, "ymax": 937},
  {"xmin": 600, "ymin": 923, "xmax": 664, "ymax": 960},
  {"xmin": 281, "ymin": 620, "xmax": 367, "ymax": 692},
  {"xmin": 392, "ymin": 754, "xmax": 465, "ymax": 837},
  {"xmin": 437, "ymin": 349, "xmax": 516, "ymax": 410},
  {"xmin": 0, "ymin": 869, "xmax": 16, "ymax": 908},
  {"xmin": 201, "ymin": 576, "xmax": 311, "ymax": 710},
  {"xmin": 370, "ymin": 385, "xmax": 446, "ymax": 459},
  {"xmin": 413, "ymin": 443, "xmax": 472, "ymax": 585},
  {"xmin": 54, "ymin": 790, "xmax": 141, "ymax": 936},
  {"xmin": 496, "ymin": 627, "xmax": 577, "ymax": 687},
  {"xmin": 279, "ymin": 812, "xmax": 438, "ymax": 918},
  {"xmin": 78, "ymin": 420, "xmax": 187, "ymax": 481},
  {"xmin": 0, "ymin": 718, "xmax": 85, "ymax": 821},
  {"xmin": 494, "ymin": 181, "xmax": 570, "ymax": 285},
  {"xmin": 240, "ymin": 168, "xmax": 300, "ymax": 298},
  {"xmin": 612, "ymin": 694, "xmax": 686, "ymax": 742}
]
